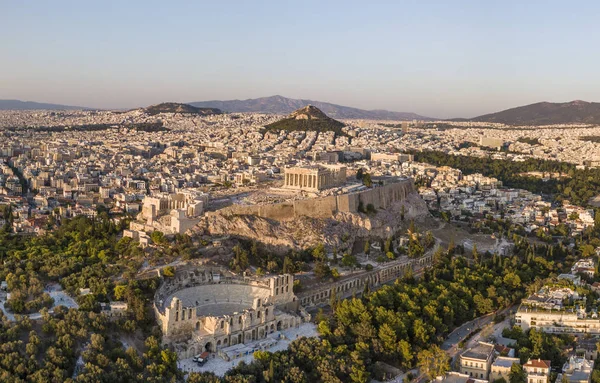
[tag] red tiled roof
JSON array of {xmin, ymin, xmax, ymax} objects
[
  {"xmin": 494, "ymin": 344, "xmax": 510, "ymax": 354},
  {"xmin": 524, "ymin": 359, "xmax": 550, "ymax": 368}
]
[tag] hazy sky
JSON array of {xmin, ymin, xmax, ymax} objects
[{"xmin": 2, "ymin": 0, "xmax": 599, "ymax": 118}]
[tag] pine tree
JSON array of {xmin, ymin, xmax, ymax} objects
[
  {"xmin": 472, "ymin": 244, "xmax": 479, "ymax": 264},
  {"xmin": 268, "ymin": 359, "xmax": 275, "ymax": 382}
]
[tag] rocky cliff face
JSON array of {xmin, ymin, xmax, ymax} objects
[{"xmin": 195, "ymin": 192, "xmax": 429, "ymax": 254}]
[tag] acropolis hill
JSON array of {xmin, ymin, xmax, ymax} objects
[
  {"xmin": 199, "ymin": 169, "xmax": 428, "ymax": 253},
  {"xmin": 213, "ymin": 175, "xmax": 416, "ymax": 220}
]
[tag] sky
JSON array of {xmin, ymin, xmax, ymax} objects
[{"xmin": 1, "ymin": 0, "xmax": 600, "ymax": 118}]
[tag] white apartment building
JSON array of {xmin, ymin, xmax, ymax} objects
[{"xmin": 523, "ymin": 359, "xmax": 551, "ymax": 383}]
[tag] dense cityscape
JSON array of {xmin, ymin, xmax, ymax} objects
[
  {"xmin": 4, "ymin": 2, "xmax": 600, "ymax": 382},
  {"xmin": 2, "ymin": 102, "xmax": 600, "ymax": 383}
]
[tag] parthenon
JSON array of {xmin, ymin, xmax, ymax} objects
[{"xmin": 283, "ymin": 165, "xmax": 347, "ymax": 191}]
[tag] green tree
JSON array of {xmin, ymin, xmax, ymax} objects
[
  {"xmin": 362, "ymin": 173, "xmax": 373, "ymax": 188},
  {"xmin": 282, "ymin": 256, "xmax": 295, "ymax": 274},
  {"xmin": 114, "ymin": 285, "xmax": 127, "ymax": 300},
  {"xmin": 356, "ymin": 168, "xmax": 364, "ymax": 180},
  {"xmin": 509, "ymin": 363, "xmax": 526, "ymax": 383},
  {"xmin": 417, "ymin": 345, "xmax": 449, "ymax": 380},
  {"xmin": 472, "ymin": 244, "xmax": 479, "ymax": 263},
  {"xmin": 580, "ymin": 244, "xmax": 595, "ymax": 257},
  {"xmin": 312, "ymin": 243, "xmax": 326, "ymax": 262},
  {"xmin": 342, "ymin": 253, "xmax": 357, "ymax": 268},
  {"xmin": 314, "ymin": 262, "xmax": 331, "ymax": 280},
  {"xmin": 150, "ymin": 231, "xmax": 165, "ymax": 245},
  {"xmin": 163, "ymin": 266, "xmax": 175, "ymax": 277}
]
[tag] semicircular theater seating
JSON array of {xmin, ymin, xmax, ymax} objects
[{"xmin": 164, "ymin": 283, "xmax": 272, "ymax": 316}]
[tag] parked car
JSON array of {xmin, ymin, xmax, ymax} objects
[{"xmin": 193, "ymin": 351, "xmax": 210, "ymax": 365}]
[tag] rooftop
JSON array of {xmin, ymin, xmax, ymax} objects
[
  {"xmin": 524, "ymin": 359, "xmax": 551, "ymax": 369},
  {"xmin": 460, "ymin": 342, "xmax": 495, "ymax": 361},
  {"xmin": 492, "ymin": 356, "xmax": 520, "ymax": 368}
]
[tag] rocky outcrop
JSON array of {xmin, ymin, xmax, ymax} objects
[
  {"xmin": 215, "ymin": 179, "xmax": 416, "ymax": 221},
  {"xmin": 195, "ymin": 192, "xmax": 429, "ymax": 254}
]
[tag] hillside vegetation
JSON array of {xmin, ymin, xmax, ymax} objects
[
  {"xmin": 144, "ymin": 102, "xmax": 221, "ymax": 116},
  {"xmin": 264, "ymin": 105, "xmax": 348, "ymax": 136}
]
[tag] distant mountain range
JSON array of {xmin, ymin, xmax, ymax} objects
[
  {"xmin": 189, "ymin": 95, "xmax": 434, "ymax": 121},
  {"xmin": 5, "ymin": 97, "xmax": 600, "ymax": 126},
  {"xmin": 455, "ymin": 100, "xmax": 600, "ymax": 125},
  {"xmin": 0, "ymin": 99, "xmax": 91, "ymax": 110}
]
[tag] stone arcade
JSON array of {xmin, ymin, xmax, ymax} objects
[
  {"xmin": 297, "ymin": 254, "xmax": 433, "ymax": 308},
  {"xmin": 154, "ymin": 268, "xmax": 308, "ymax": 359}
]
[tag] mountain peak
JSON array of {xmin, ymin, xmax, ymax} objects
[
  {"xmin": 264, "ymin": 105, "xmax": 346, "ymax": 136},
  {"xmin": 0, "ymin": 99, "xmax": 91, "ymax": 111},
  {"xmin": 290, "ymin": 105, "xmax": 329, "ymax": 120},
  {"xmin": 188, "ymin": 96, "xmax": 434, "ymax": 121},
  {"xmin": 466, "ymin": 100, "xmax": 600, "ymax": 125}
]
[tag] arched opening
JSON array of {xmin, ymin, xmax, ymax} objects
[
  {"xmin": 238, "ymin": 334, "xmax": 242, "ymax": 344},
  {"xmin": 224, "ymin": 338, "xmax": 229, "ymax": 345},
  {"xmin": 277, "ymin": 321, "xmax": 282, "ymax": 331},
  {"xmin": 252, "ymin": 329, "xmax": 256, "ymax": 340},
  {"xmin": 195, "ymin": 321, "xmax": 200, "ymax": 331},
  {"xmin": 265, "ymin": 308, "xmax": 269, "ymax": 317},
  {"xmin": 217, "ymin": 340, "xmax": 222, "ymax": 349},
  {"xmin": 204, "ymin": 342, "xmax": 213, "ymax": 352},
  {"xmin": 257, "ymin": 311, "xmax": 261, "ymax": 319},
  {"xmin": 270, "ymin": 324, "xmax": 274, "ymax": 332}
]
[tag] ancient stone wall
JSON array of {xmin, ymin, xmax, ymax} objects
[
  {"xmin": 297, "ymin": 253, "xmax": 433, "ymax": 308},
  {"xmin": 293, "ymin": 195, "xmax": 338, "ymax": 218},
  {"xmin": 214, "ymin": 178, "xmax": 415, "ymax": 221}
]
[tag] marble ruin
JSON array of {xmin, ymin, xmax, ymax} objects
[
  {"xmin": 154, "ymin": 268, "xmax": 307, "ymax": 359},
  {"xmin": 130, "ymin": 191, "xmax": 208, "ymax": 235},
  {"xmin": 283, "ymin": 165, "xmax": 347, "ymax": 191}
]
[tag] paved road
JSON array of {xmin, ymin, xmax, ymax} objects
[{"xmin": 442, "ymin": 305, "xmax": 517, "ymax": 362}]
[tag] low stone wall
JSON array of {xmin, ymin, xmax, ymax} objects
[
  {"xmin": 297, "ymin": 253, "xmax": 433, "ymax": 308},
  {"xmin": 212, "ymin": 178, "xmax": 415, "ymax": 221}
]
